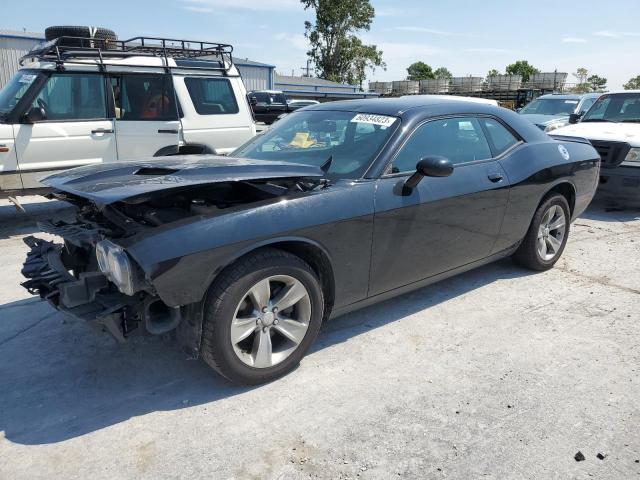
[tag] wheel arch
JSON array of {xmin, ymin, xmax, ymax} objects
[
  {"xmin": 208, "ymin": 236, "xmax": 336, "ymax": 319},
  {"xmin": 153, "ymin": 143, "xmax": 216, "ymax": 157},
  {"xmin": 540, "ymin": 181, "xmax": 576, "ymax": 216}
]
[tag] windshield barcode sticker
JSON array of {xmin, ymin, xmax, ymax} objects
[
  {"xmin": 18, "ymin": 74, "xmax": 37, "ymax": 84},
  {"xmin": 351, "ymin": 113, "xmax": 397, "ymax": 128}
]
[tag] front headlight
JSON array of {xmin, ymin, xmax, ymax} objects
[
  {"xmin": 95, "ymin": 240, "xmax": 136, "ymax": 296},
  {"xmin": 544, "ymin": 120, "xmax": 567, "ymax": 133},
  {"xmin": 624, "ymin": 147, "xmax": 640, "ymax": 164}
]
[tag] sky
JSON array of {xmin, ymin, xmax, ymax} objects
[{"xmin": 3, "ymin": 0, "xmax": 640, "ymax": 90}]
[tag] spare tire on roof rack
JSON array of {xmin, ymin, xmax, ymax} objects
[{"xmin": 44, "ymin": 26, "xmax": 117, "ymax": 48}]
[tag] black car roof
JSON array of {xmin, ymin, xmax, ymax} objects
[{"xmin": 308, "ymin": 95, "xmax": 499, "ymax": 117}]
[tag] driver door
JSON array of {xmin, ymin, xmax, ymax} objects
[
  {"xmin": 369, "ymin": 116, "xmax": 510, "ymax": 296},
  {"xmin": 13, "ymin": 72, "xmax": 117, "ymax": 188}
]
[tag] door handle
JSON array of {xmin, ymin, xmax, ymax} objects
[
  {"xmin": 158, "ymin": 129, "xmax": 179, "ymax": 134},
  {"xmin": 91, "ymin": 128, "xmax": 114, "ymax": 134},
  {"xmin": 488, "ymin": 173, "xmax": 503, "ymax": 183}
]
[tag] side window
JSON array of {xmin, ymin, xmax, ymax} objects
[
  {"xmin": 481, "ymin": 118, "xmax": 519, "ymax": 156},
  {"xmin": 391, "ymin": 117, "xmax": 491, "ymax": 173},
  {"xmin": 185, "ymin": 77, "xmax": 239, "ymax": 115},
  {"xmin": 32, "ymin": 73, "xmax": 106, "ymax": 120},
  {"xmin": 112, "ymin": 75, "xmax": 177, "ymax": 121}
]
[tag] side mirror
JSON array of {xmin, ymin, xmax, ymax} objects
[
  {"xmin": 249, "ymin": 96, "xmax": 258, "ymax": 106},
  {"xmin": 568, "ymin": 113, "xmax": 581, "ymax": 124},
  {"xmin": 404, "ymin": 156, "xmax": 454, "ymax": 189},
  {"xmin": 23, "ymin": 106, "xmax": 46, "ymax": 123}
]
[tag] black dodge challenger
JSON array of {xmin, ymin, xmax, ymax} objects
[{"xmin": 21, "ymin": 96, "xmax": 600, "ymax": 384}]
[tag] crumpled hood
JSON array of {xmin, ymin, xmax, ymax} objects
[
  {"xmin": 553, "ymin": 122, "xmax": 640, "ymax": 146},
  {"xmin": 43, "ymin": 155, "xmax": 324, "ymax": 205},
  {"xmin": 520, "ymin": 113, "xmax": 569, "ymax": 128}
]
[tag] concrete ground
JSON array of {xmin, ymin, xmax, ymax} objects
[{"xmin": 0, "ymin": 196, "xmax": 638, "ymax": 480}]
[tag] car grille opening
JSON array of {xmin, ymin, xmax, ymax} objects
[{"xmin": 589, "ymin": 140, "xmax": 631, "ymax": 168}]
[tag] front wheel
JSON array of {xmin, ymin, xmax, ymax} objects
[
  {"xmin": 513, "ymin": 194, "xmax": 570, "ymax": 271},
  {"xmin": 200, "ymin": 249, "xmax": 324, "ymax": 385}
]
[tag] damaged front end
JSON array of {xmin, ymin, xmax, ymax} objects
[
  {"xmin": 21, "ymin": 233, "xmax": 180, "ymax": 342},
  {"xmin": 20, "ymin": 155, "xmax": 327, "ymax": 345}
]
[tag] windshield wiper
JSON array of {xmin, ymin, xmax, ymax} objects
[
  {"xmin": 581, "ymin": 118, "xmax": 618, "ymax": 123},
  {"xmin": 620, "ymin": 119, "xmax": 640, "ymax": 123}
]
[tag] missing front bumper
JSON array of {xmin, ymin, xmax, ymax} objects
[{"xmin": 21, "ymin": 236, "xmax": 147, "ymax": 341}]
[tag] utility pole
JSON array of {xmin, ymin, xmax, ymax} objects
[{"xmin": 300, "ymin": 59, "xmax": 312, "ymax": 77}]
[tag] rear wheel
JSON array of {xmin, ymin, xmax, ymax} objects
[
  {"xmin": 200, "ymin": 249, "xmax": 324, "ymax": 385},
  {"xmin": 513, "ymin": 194, "xmax": 570, "ymax": 271}
]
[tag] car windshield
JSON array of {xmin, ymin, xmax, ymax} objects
[
  {"xmin": 520, "ymin": 98, "xmax": 579, "ymax": 115},
  {"xmin": 581, "ymin": 93, "xmax": 640, "ymax": 123},
  {"xmin": 0, "ymin": 70, "xmax": 39, "ymax": 118},
  {"xmin": 231, "ymin": 110, "xmax": 399, "ymax": 179}
]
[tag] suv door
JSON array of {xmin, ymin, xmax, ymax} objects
[
  {"xmin": 369, "ymin": 116, "xmax": 511, "ymax": 296},
  {"xmin": 110, "ymin": 74, "xmax": 180, "ymax": 159},
  {"xmin": 13, "ymin": 72, "xmax": 116, "ymax": 188}
]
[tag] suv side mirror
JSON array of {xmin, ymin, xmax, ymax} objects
[
  {"xmin": 404, "ymin": 156, "xmax": 454, "ymax": 189},
  {"xmin": 23, "ymin": 106, "xmax": 46, "ymax": 123},
  {"xmin": 568, "ymin": 113, "xmax": 581, "ymax": 124}
]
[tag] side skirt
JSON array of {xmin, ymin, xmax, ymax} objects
[{"xmin": 329, "ymin": 246, "xmax": 518, "ymax": 320}]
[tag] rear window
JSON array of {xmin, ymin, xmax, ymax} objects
[{"xmin": 185, "ymin": 77, "xmax": 239, "ymax": 115}]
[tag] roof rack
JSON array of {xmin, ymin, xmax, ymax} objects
[{"xmin": 20, "ymin": 35, "xmax": 234, "ymax": 72}]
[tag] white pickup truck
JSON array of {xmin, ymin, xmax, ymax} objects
[
  {"xmin": 0, "ymin": 27, "xmax": 256, "ymax": 198},
  {"xmin": 553, "ymin": 90, "xmax": 640, "ymax": 205}
]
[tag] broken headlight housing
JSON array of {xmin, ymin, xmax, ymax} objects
[
  {"xmin": 95, "ymin": 240, "xmax": 137, "ymax": 296},
  {"xmin": 624, "ymin": 147, "xmax": 640, "ymax": 164}
]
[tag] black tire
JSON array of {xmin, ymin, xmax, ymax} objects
[
  {"xmin": 201, "ymin": 248, "xmax": 324, "ymax": 385},
  {"xmin": 45, "ymin": 26, "xmax": 117, "ymax": 48},
  {"xmin": 512, "ymin": 194, "xmax": 570, "ymax": 271}
]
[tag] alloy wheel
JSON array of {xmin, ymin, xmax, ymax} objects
[
  {"xmin": 536, "ymin": 204, "xmax": 567, "ymax": 261},
  {"xmin": 230, "ymin": 275, "xmax": 311, "ymax": 368}
]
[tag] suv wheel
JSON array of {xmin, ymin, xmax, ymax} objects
[{"xmin": 200, "ymin": 249, "xmax": 324, "ymax": 385}]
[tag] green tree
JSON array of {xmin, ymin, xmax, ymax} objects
[
  {"xmin": 301, "ymin": 0, "xmax": 385, "ymax": 87},
  {"xmin": 588, "ymin": 74, "xmax": 607, "ymax": 92},
  {"xmin": 505, "ymin": 60, "xmax": 540, "ymax": 82},
  {"xmin": 433, "ymin": 67, "xmax": 453, "ymax": 79},
  {"xmin": 406, "ymin": 61, "xmax": 434, "ymax": 81},
  {"xmin": 623, "ymin": 75, "xmax": 640, "ymax": 90},
  {"xmin": 487, "ymin": 69, "xmax": 500, "ymax": 78}
]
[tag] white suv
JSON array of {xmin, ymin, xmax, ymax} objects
[
  {"xmin": 0, "ymin": 30, "xmax": 256, "ymax": 197},
  {"xmin": 553, "ymin": 91, "xmax": 640, "ymax": 205}
]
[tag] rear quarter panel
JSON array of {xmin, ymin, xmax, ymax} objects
[{"xmin": 493, "ymin": 139, "xmax": 599, "ymax": 253}]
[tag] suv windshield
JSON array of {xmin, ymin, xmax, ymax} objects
[
  {"xmin": 581, "ymin": 93, "xmax": 640, "ymax": 123},
  {"xmin": 231, "ymin": 110, "xmax": 399, "ymax": 178},
  {"xmin": 520, "ymin": 98, "xmax": 579, "ymax": 116},
  {"xmin": 0, "ymin": 70, "xmax": 39, "ymax": 118}
]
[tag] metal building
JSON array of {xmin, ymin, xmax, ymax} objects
[
  {"xmin": 234, "ymin": 57, "xmax": 275, "ymax": 91},
  {"xmin": 274, "ymin": 74, "xmax": 378, "ymax": 101},
  {"xmin": 0, "ymin": 30, "xmax": 44, "ymax": 88}
]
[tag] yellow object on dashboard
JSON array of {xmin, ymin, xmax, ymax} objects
[{"xmin": 289, "ymin": 132, "xmax": 317, "ymax": 148}]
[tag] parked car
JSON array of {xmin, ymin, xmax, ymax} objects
[
  {"xmin": 287, "ymin": 99, "xmax": 320, "ymax": 111},
  {"xmin": 553, "ymin": 90, "xmax": 640, "ymax": 205},
  {"xmin": 0, "ymin": 26, "xmax": 256, "ymax": 198},
  {"xmin": 248, "ymin": 90, "xmax": 289, "ymax": 124},
  {"xmin": 519, "ymin": 93, "xmax": 601, "ymax": 132},
  {"xmin": 21, "ymin": 96, "xmax": 599, "ymax": 384}
]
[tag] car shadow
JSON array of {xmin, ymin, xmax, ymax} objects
[
  {"xmin": 0, "ymin": 258, "xmax": 529, "ymax": 446},
  {"xmin": 0, "ymin": 199, "xmax": 74, "ymax": 240},
  {"xmin": 582, "ymin": 197, "xmax": 640, "ymax": 223}
]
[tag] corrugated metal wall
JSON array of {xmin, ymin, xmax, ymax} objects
[
  {"xmin": 236, "ymin": 64, "xmax": 271, "ymax": 92},
  {"xmin": 0, "ymin": 36, "xmax": 43, "ymax": 88}
]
